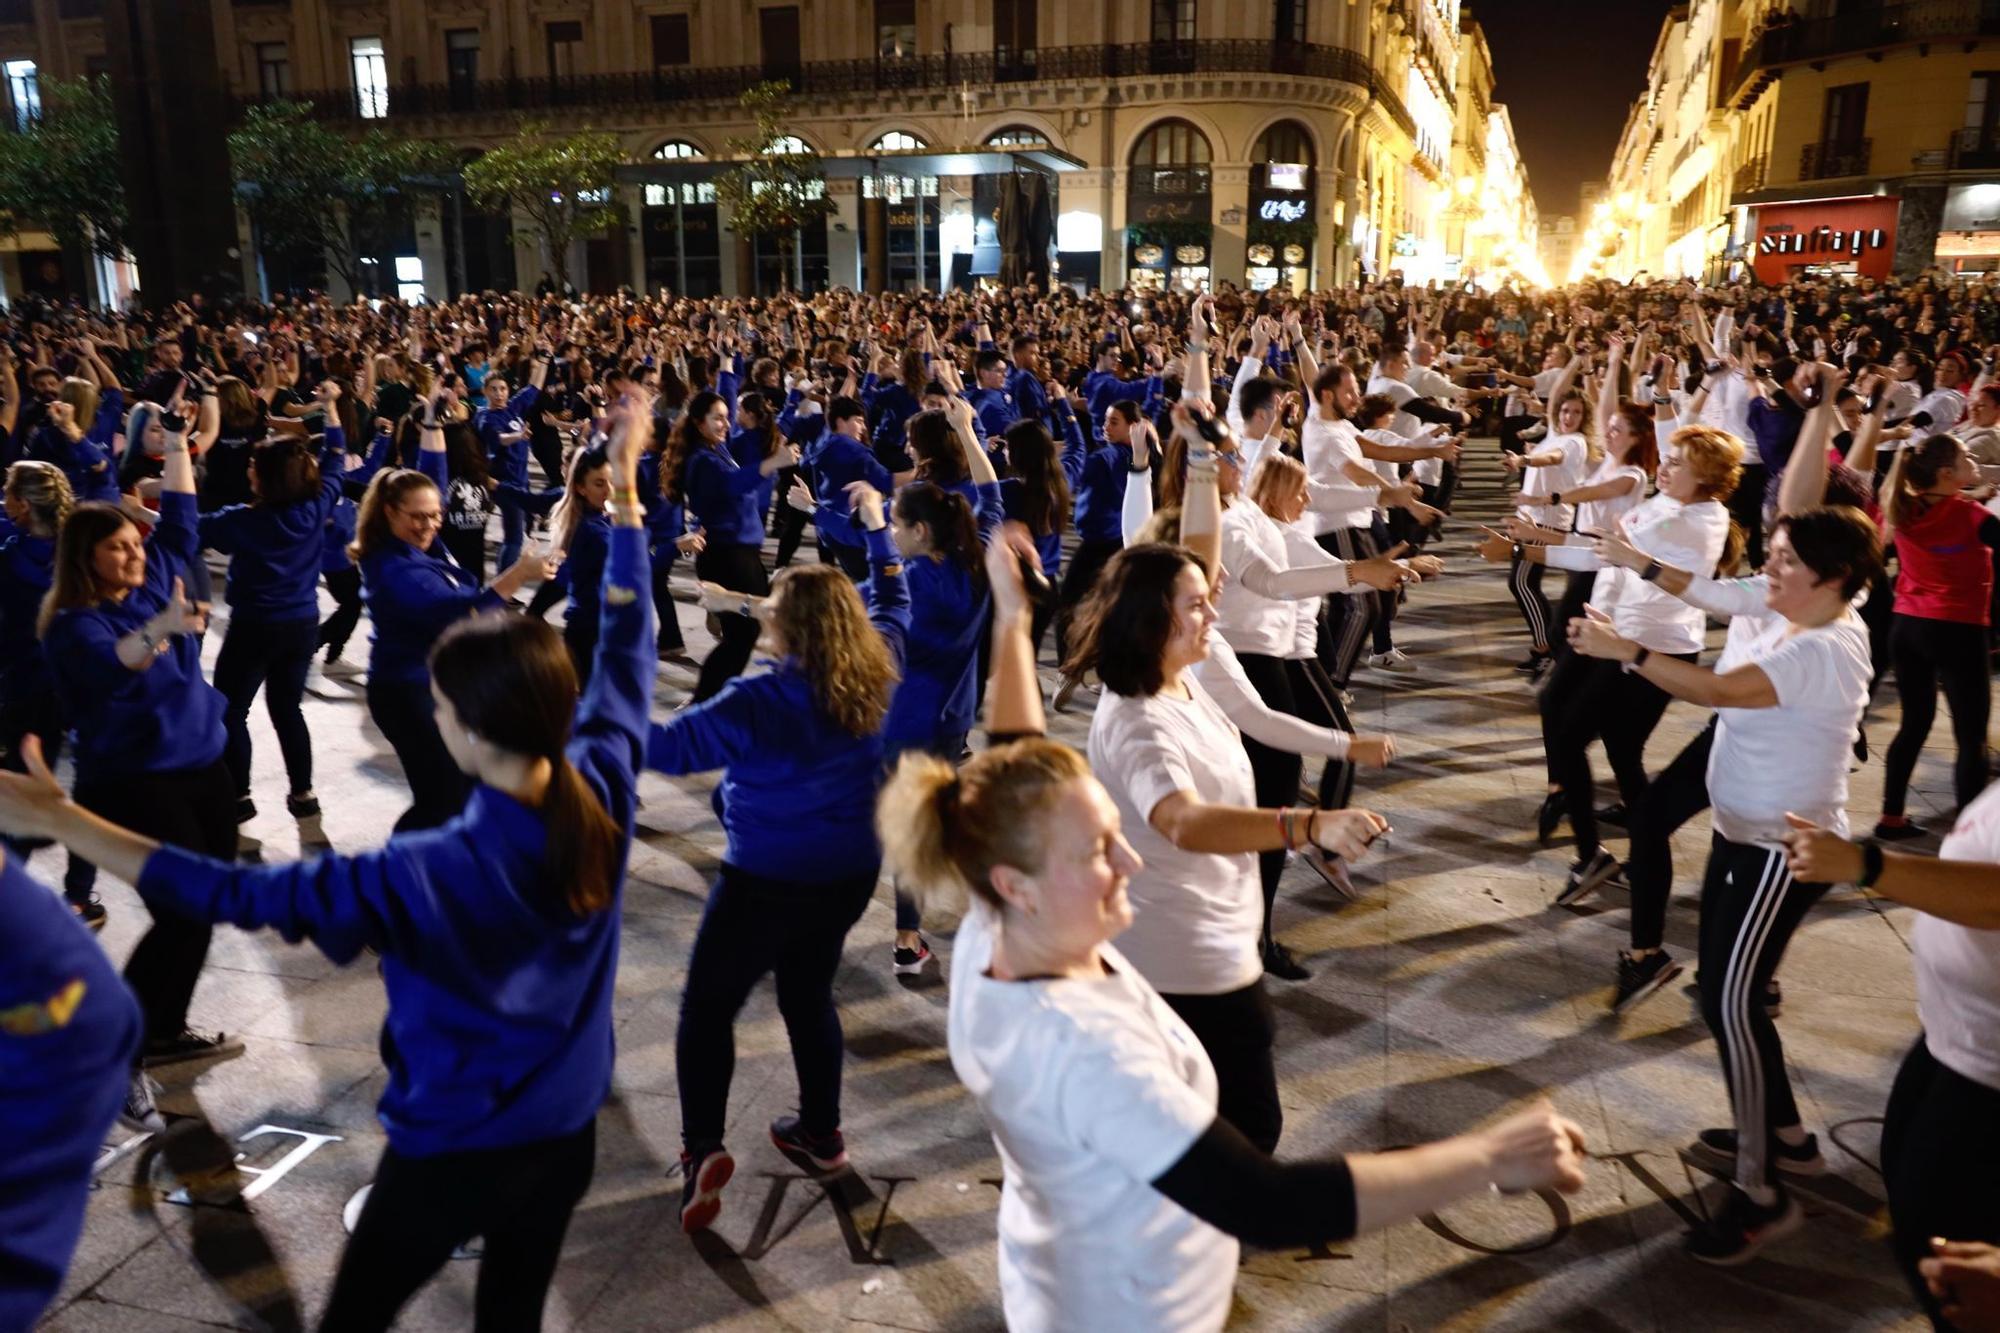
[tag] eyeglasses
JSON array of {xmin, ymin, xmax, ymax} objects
[{"xmin": 395, "ymin": 507, "xmax": 444, "ymax": 527}]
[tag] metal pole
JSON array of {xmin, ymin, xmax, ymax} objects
[
  {"xmin": 914, "ymin": 185, "xmax": 927, "ymax": 290},
  {"xmin": 675, "ymin": 190, "xmax": 687, "ymax": 294}
]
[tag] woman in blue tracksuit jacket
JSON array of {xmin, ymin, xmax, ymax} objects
[
  {"xmin": 316, "ymin": 426, "xmax": 395, "ymax": 672},
  {"xmin": 646, "ymin": 481, "xmax": 909, "ymax": 1237},
  {"xmin": 0, "ymin": 397, "xmax": 659, "ymax": 1333},
  {"xmin": 37, "ymin": 407, "xmax": 234, "ymax": 1067},
  {"xmin": 638, "ymin": 438, "xmax": 701, "ymax": 660},
  {"xmin": 198, "ymin": 381, "xmax": 357, "ymax": 842},
  {"xmin": 355, "ymin": 384, "xmax": 558, "ymax": 832},
  {"xmin": 997, "ymin": 405, "xmax": 1087, "ymax": 653},
  {"xmin": 656, "ymin": 389, "xmax": 799, "ymax": 703}
]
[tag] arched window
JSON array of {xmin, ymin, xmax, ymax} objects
[
  {"xmin": 647, "ymin": 140, "xmax": 713, "ymax": 207},
  {"xmin": 1129, "ymin": 119, "xmax": 1211, "ymax": 197},
  {"xmin": 1253, "ymin": 121, "xmax": 1315, "ymax": 168},
  {"xmin": 870, "ymin": 130, "xmax": 926, "ymax": 152},
  {"xmin": 985, "ymin": 126, "xmax": 1048, "ymax": 148},
  {"xmin": 766, "ymin": 134, "xmax": 810, "ymax": 155}
]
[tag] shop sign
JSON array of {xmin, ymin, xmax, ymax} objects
[
  {"xmin": 1259, "ymin": 198, "xmax": 1309, "ymax": 223},
  {"xmin": 1750, "ymin": 196, "xmax": 1898, "ymax": 281},
  {"xmin": 1133, "ymin": 198, "xmax": 1201, "ymax": 223}
]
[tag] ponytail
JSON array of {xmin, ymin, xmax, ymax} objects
[
  {"xmin": 877, "ymin": 740, "xmax": 1092, "ymax": 918},
  {"xmin": 543, "ymin": 755, "xmax": 622, "ymax": 916},
  {"xmin": 1716, "ymin": 519, "xmax": 1746, "ymax": 577}
]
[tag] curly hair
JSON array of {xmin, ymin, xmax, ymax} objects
[{"xmin": 768, "ymin": 563, "xmax": 899, "ymax": 736}]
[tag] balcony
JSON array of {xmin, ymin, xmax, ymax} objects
[
  {"xmin": 1800, "ymin": 138, "xmax": 1872, "ymax": 179},
  {"xmin": 236, "ymin": 38, "xmax": 1413, "ymax": 139},
  {"xmin": 1952, "ymin": 125, "xmax": 2000, "ymax": 168},
  {"xmin": 1733, "ymin": 154, "xmax": 1768, "ymax": 194},
  {"xmin": 1729, "ymin": 0, "xmax": 2000, "ymax": 107}
]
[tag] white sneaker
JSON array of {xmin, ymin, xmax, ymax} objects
[
  {"xmin": 1367, "ymin": 649, "xmax": 1415, "ymax": 672},
  {"xmin": 121, "ymin": 1069, "xmax": 166, "ymax": 1134}
]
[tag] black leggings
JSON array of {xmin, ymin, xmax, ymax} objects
[
  {"xmin": 771, "ymin": 468, "xmax": 811, "ymax": 568},
  {"xmin": 691, "ymin": 542, "xmax": 770, "ymax": 703},
  {"xmin": 1549, "ymin": 569, "xmax": 1596, "ymax": 659},
  {"xmin": 74, "ymin": 758, "xmax": 235, "ymax": 1043},
  {"xmin": 215, "ymin": 615, "xmax": 317, "ymax": 801},
  {"xmin": 1695, "ymin": 833, "xmax": 1829, "ymax": 1194},
  {"xmin": 1539, "ymin": 647, "xmax": 1693, "ymax": 862},
  {"xmin": 1508, "ymin": 550, "xmax": 1552, "ymax": 651},
  {"xmin": 317, "ymin": 566, "xmax": 364, "ymax": 662},
  {"xmin": 1162, "ymin": 981, "xmax": 1282, "ymax": 1154},
  {"xmin": 676, "ymin": 863, "xmax": 877, "ymax": 1151},
  {"xmin": 1882, "ymin": 613, "xmax": 1992, "ymax": 817},
  {"xmin": 1235, "ymin": 652, "xmax": 1355, "ymax": 950},
  {"xmin": 1882, "ymin": 1038, "xmax": 2000, "ymax": 1328},
  {"xmin": 0, "ymin": 691, "xmax": 96, "ymax": 903},
  {"xmin": 650, "ymin": 548, "xmax": 684, "ymax": 653},
  {"xmin": 367, "ymin": 679, "xmax": 473, "ymax": 833},
  {"xmin": 1315, "ymin": 526, "xmax": 1379, "ymax": 688},
  {"xmin": 1626, "ymin": 718, "xmax": 1716, "ymax": 953},
  {"xmin": 1054, "ymin": 537, "xmax": 1123, "ymax": 668},
  {"xmin": 319, "ymin": 1120, "xmax": 595, "ymax": 1333}
]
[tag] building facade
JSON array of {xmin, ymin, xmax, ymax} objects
[
  {"xmin": 1583, "ymin": 0, "xmax": 2000, "ymax": 286},
  {"xmin": 0, "ymin": 0, "xmax": 1545, "ymax": 300}
]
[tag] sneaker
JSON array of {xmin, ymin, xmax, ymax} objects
[
  {"xmin": 1051, "ymin": 672, "xmax": 1083, "ymax": 713},
  {"xmin": 1596, "ymin": 802, "xmax": 1629, "ymax": 828},
  {"xmin": 1683, "ymin": 1185, "xmax": 1803, "ymax": 1266},
  {"xmin": 1299, "ymin": 847, "xmax": 1357, "ymax": 902},
  {"xmin": 1557, "ymin": 848, "xmax": 1623, "ymax": 908},
  {"xmin": 70, "ymin": 896, "xmax": 107, "ymax": 932},
  {"xmin": 892, "ymin": 937, "xmax": 933, "ymax": 975},
  {"xmin": 1612, "ymin": 950, "xmax": 1683, "ymax": 1013},
  {"xmin": 769, "ymin": 1115, "xmax": 850, "ymax": 1175},
  {"xmin": 1536, "ymin": 790, "xmax": 1566, "ymax": 845},
  {"xmin": 286, "ymin": 791, "xmax": 322, "ymax": 819},
  {"xmin": 120, "ymin": 1069, "xmax": 167, "ymax": 1134},
  {"xmin": 1262, "ymin": 940, "xmax": 1311, "ymax": 980},
  {"xmin": 140, "ymin": 1028, "xmax": 244, "ymax": 1069},
  {"xmin": 235, "ymin": 796, "xmax": 257, "ymax": 825},
  {"xmin": 1366, "ymin": 648, "xmax": 1415, "ymax": 672},
  {"xmin": 678, "ymin": 1146, "xmax": 736, "ymax": 1234},
  {"xmin": 1513, "ymin": 652, "xmax": 1547, "ymax": 674},
  {"xmin": 1686, "ymin": 1127, "xmax": 1827, "ymax": 1179},
  {"xmin": 1873, "ymin": 818, "xmax": 1927, "ymax": 842}
]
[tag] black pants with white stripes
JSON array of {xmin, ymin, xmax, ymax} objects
[
  {"xmin": 1315, "ymin": 525, "xmax": 1378, "ymax": 688},
  {"xmin": 1508, "ymin": 550, "xmax": 1552, "ymax": 652},
  {"xmin": 1694, "ymin": 833, "xmax": 1830, "ymax": 1194}
]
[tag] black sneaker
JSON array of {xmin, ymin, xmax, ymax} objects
[
  {"xmin": 140, "ymin": 1028, "xmax": 244, "ymax": 1068},
  {"xmin": 892, "ymin": 938, "xmax": 933, "ymax": 975},
  {"xmin": 70, "ymin": 896, "xmax": 107, "ymax": 933},
  {"xmin": 235, "ymin": 796, "xmax": 257, "ymax": 825},
  {"xmin": 1557, "ymin": 848, "xmax": 1622, "ymax": 908},
  {"xmin": 1536, "ymin": 790, "xmax": 1566, "ymax": 845},
  {"xmin": 1686, "ymin": 1127, "xmax": 1827, "ymax": 1178},
  {"xmin": 1596, "ymin": 802, "xmax": 1629, "ymax": 828},
  {"xmin": 1612, "ymin": 950, "xmax": 1683, "ymax": 1012},
  {"xmin": 1684, "ymin": 1185, "xmax": 1803, "ymax": 1266},
  {"xmin": 1873, "ymin": 819, "xmax": 1927, "ymax": 842},
  {"xmin": 769, "ymin": 1115, "xmax": 850, "ymax": 1175},
  {"xmin": 1262, "ymin": 940, "xmax": 1311, "ymax": 981},
  {"xmin": 1513, "ymin": 652, "xmax": 1548, "ymax": 674},
  {"xmin": 286, "ymin": 791, "xmax": 322, "ymax": 819},
  {"xmin": 678, "ymin": 1145, "xmax": 735, "ymax": 1234}
]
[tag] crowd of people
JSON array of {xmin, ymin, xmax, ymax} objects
[{"xmin": 0, "ymin": 268, "xmax": 1997, "ymax": 1331}]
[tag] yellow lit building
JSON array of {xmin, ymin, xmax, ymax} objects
[{"xmin": 0, "ymin": 0, "xmax": 1529, "ymax": 300}]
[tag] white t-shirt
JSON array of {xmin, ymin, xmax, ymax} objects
[
  {"xmin": 1705, "ymin": 590, "xmax": 1872, "ymax": 846},
  {"xmin": 1915, "ymin": 385, "xmax": 1968, "ymax": 433},
  {"xmin": 1302, "ymin": 412, "xmax": 1377, "ymax": 533},
  {"xmin": 1573, "ymin": 457, "xmax": 1648, "ymax": 539},
  {"xmin": 1367, "ymin": 373, "xmax": 1447, "ymax": 485},
  {"xmin": 1585, "ymin": 494, "xmax": 1731, "ymax": 654},
  {"xmin": 1088, "ymin": 679, "xmax": 1264, "ymax": 995},
  {"xmin": 1920, "ymin": 784, "xmax": 2000, "ymax": 1093},
  {"xmin": 1216, "ymin": 500, "xmax": 1348, "ymax": 659},
  {"xmin": 948, "ymin": 904, "xmax": 1238, "ymax": 1333},
  {"xmin": 1518, "ymin": 432, "xmax": 1589, "ymax": 529}
]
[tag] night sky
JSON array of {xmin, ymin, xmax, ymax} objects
[{"xmin": 1473, "ymin": 0, "xmax": 1679, "ymax": 220}]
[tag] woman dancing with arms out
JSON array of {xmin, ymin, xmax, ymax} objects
[
  {"xmin": 647, "ymin": 477, "xmax": 909, "ymax": 1235},
  {"xmin": 876, "ymin": 514, "xmax": 1588, "ymax": 1333},
  {"xmin": 1569, "ymin": 369, "xmax": 1879, "ymax": 1264},
  {"xmin": 0, "ymin": 394, "xmax": 660, "ymax": 1332}
]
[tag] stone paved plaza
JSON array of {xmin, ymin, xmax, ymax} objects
[{"xmin": 39, "ymin": 452, "xmax": 1955, "ymax": 1331}]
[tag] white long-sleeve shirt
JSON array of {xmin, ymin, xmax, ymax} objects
[
  {"xmin": 1215, "ymin": 500, "xmax": 1351, "ymax": 657},
  {"xmin": 1544, "ymin": 493, "xmax": 1731, "ymax": 654}
]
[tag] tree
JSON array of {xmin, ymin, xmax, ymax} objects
[
  {"xmin": 0, "ymin": 78, "xmax": 129, "ymax": 264},
  {"xmin": 229, "ymin": 102, "xmax": 453, "ymax": 297},
  {"xmin": 713, "ymin": 82, "xmax": 835, "ymax": 292},
  {"xmin": 460, "ymin": 124, "xmax": 622, "ymax": 294}
]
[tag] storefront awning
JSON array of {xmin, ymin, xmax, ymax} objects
[{"xmin": 616, "ymin": 144, "xmax": 1085, "ymax": 186}]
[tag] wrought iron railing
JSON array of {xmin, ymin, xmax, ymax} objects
[
  {"xmin": 1733, "ymin": 154, "xmax": 1768, "ymax": 195},
  {"xmin": 1800, "ymin": 138, "xmax": 1872, "ymax": 180},
  {"xmin": 1951, "ymin": 125, "xmax": 2000, "ymax": 169},
  {"xmin": 236, "ymin": 38, "xmax": 1418, "ymax": 142}
]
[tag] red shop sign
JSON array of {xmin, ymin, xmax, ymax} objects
[{"xmin": 1751, "ymin": 196, "xmax": 1899, "ymax": 283}]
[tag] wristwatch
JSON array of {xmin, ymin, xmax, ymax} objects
[
  {"xmin": 1857, "ymin": 839, "xmax": 1885, "ymax": 888},
  {"xmin": 1639, "ymin": 559, "xmax": 1663, "ymax": 582}
]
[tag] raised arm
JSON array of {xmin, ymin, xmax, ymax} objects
[
  {"xmin": 1776, "ymin": 364, "xmax": 1840, "ymax": 522},
  {"xmin": 981, "ymin": 523, "xmax": 1048, "ymax": 740},
  {"xmin": 1173, "ymin": 403, "xmax": 1222, "ymax": 577}
]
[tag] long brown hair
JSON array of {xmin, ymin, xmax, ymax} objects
[
  {"xmin": 768, "ymin": 563, "xmax": 898, "ymax": 736},
  {"xmin": 877, "ymin": 739, "xmax": 1092, "ymax": 915},
  {"xmin": 658, "ymin": 390, "xmax": 726, "ymax": 505},
  {"xmin": 1000, "ymin": 419, "xmax": 1071, "ymax": 537},
  {"xmin": 428, "ymin": 614, "xmax": 621, "ymax": 916},
  {"xmin": 37, "ymin": 501, "xmax": 131, "ymax": 636},
  {"xmin": 1062, "ymin": 542, "xmax": 1200, "ymax": 697},
  {"xmin": 349, "ymin": 468, "xmax": 440, "ymax": 563}
]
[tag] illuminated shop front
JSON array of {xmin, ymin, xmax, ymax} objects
[
  {"xmin": 1126, "ymin": 119, "xmax": 1212, "ymax": 292},
  {"xmin": 1246, "ymin": 121, "xmax": 1317, "ymax": 293}
]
